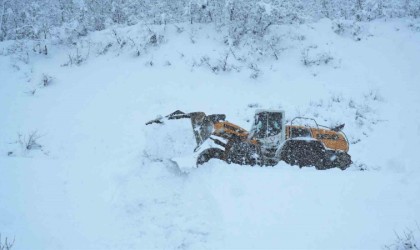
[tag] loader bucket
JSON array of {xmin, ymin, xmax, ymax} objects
[
  {"xmin": 189, "ymin": 112, "xmax": 226, "ymax": 148},
  {"xmin": 189, "ymin": 112, "xmax": 209, "ymax": 146},
  {"xmin": 146, "ymin": 110, "xmax": 226, "ymax": 149}
]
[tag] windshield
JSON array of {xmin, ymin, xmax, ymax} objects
[{"xmin": 252, "ymin": 112, "xmax": 283, "ymax": 139}]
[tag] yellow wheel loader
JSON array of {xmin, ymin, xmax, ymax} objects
[{"xmin": 146, "ymin": 110, "xmax": 352, "ymax": 170}]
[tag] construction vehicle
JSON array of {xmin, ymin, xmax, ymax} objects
[{"xmin": 146, "ymin": 110, "xmax": 352, "ymax": 170}]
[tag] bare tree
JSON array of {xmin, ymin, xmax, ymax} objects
[
  {"xmin": 0, "ymin": 234, "xmax": 15, "ymax": 250},
  {"xmin": 0, "ymin": 0, "xmax": 9, "ymax": 41},
  {"xmin": 17, "ymin": 131, "xmax": 43, "ymax": 152}
]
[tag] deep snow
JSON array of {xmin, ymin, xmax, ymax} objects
[{"xmin": 1, "ymin": 18, "xmax": 420, "ymax": 249}]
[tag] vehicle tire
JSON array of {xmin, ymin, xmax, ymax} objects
[
  {"xmin": 227, "ymin": 141, "xmax": 261, "ymax": 166},
  {"xmin": 279, "ymin": 139, "xmax": 324, "ymax": 168},
  {"xmin": 336, "ymin": 152, "xmax": 352, "ymax": 170},
  {"xmin": 196, "ymin": 148, "xmax": 225, "ymax": 166},
  {"xmin": 322, "ymin": 150, "xmax": 352, "ymax": 170}
]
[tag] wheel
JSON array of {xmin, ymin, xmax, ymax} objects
[
  {"xmin": 196, "ymin": 148, "xmax": 225, "ymax": 166},
  {"xmin": 226, "ymin": 141, "xmax": 261, "ymax": 166},
  {"xmin": 322, "ymin": 150, "xmax": 352, "ymax": 170},
  {"xmin": 336, "ymin": 152, "xmax": 352, "ymax": 170},
  {"xmin": 279, "ymin": 139, "xmax": 324, "ymax": 168}
]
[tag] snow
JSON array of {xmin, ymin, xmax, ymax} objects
[{"xmin": 1, "ymin": 18, "xmax": 420, "ymax": 249}]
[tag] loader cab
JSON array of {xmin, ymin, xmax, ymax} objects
[{"xmin": 250, "ymin": 110, "xmax": 286, "ymax": 145}]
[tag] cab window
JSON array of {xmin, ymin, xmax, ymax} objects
[{"xmin": 290, "ymin": 127, "xmax": 311, "ymax": 138}]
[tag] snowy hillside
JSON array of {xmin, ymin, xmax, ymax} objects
[{"xmin": 1, "ymin": 16, "xmax": 420, "ymax": 249}]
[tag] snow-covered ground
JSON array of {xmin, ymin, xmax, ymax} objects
[{"xmin": 1, "ymin": 18, "xmax": 420, "ymax": 249}]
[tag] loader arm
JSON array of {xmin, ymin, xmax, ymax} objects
[
  {"xmin": 145, "ymin": 110, "xmax": 226, "ymax": 147},
  {"xmin": 145, "ymin": 110, "xmax": 192, "ymax": 125}
]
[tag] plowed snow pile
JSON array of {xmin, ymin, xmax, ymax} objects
[{"xmin": 1, "ymin": 19, "xmax": 420, "ymax": 249}]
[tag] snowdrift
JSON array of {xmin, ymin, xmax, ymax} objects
[{"xmin": 1, "ymin": 18, "xmax": 420, "ymax": 249}]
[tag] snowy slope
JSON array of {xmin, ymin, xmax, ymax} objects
[{"xmin": 1, "ymin": 18, "xmax": 420, "ymax": 249}]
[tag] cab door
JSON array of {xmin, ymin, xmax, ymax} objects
[{"xmin": 250, "ymin": 110, "xmax": 285, "ymax": 147}]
